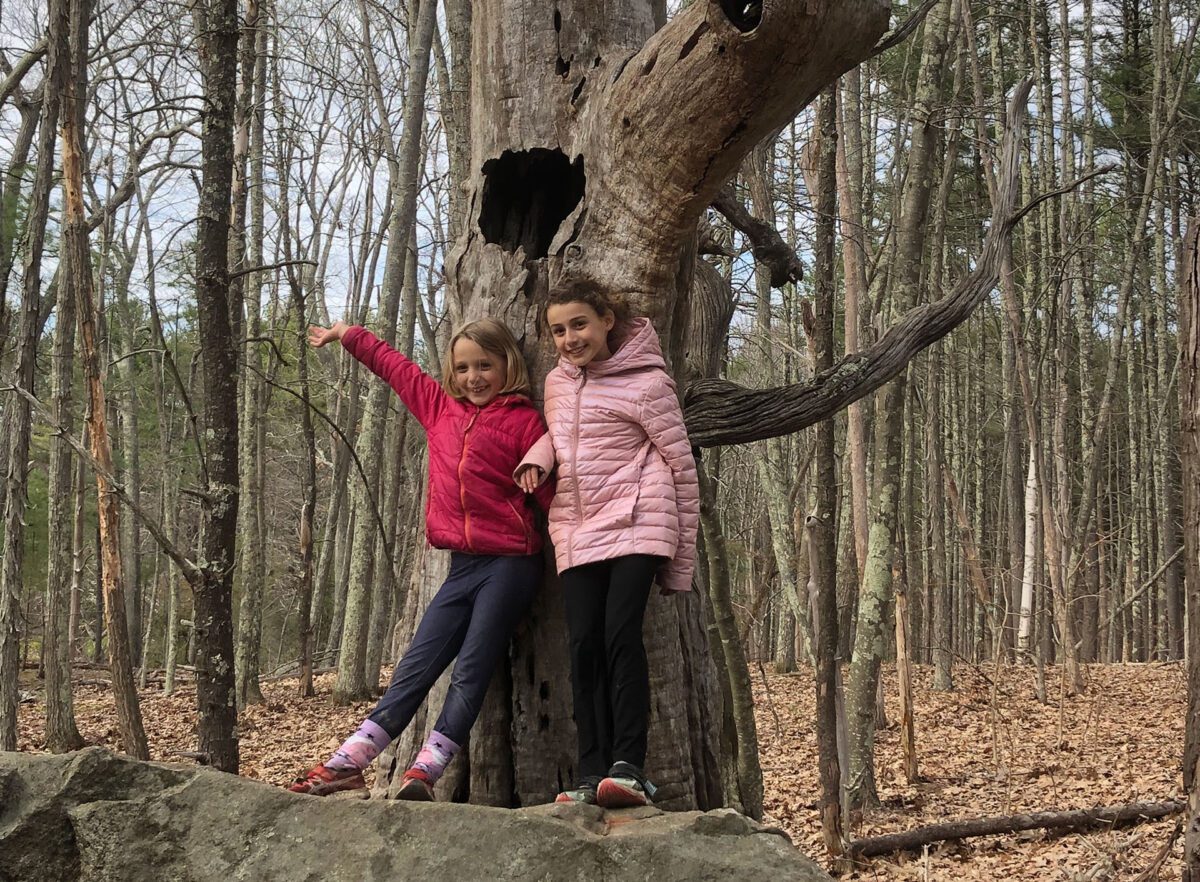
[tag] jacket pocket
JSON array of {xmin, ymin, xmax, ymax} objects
[{"xmin": 506, "ymin": 498, "xmax": 534, "ymax": 554}]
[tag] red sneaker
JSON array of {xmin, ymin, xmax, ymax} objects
[
  {"xmin": 396, "ymin": 768, "xmax": 435, "ymax": 801},
  {"xmin": 287, "ymin": 763, "xmax": 366, "ymax": 796}
]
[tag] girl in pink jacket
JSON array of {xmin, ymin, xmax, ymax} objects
[
  {"xmin": 517, "ymin": 283, "xmax": 699, "ymax": 809},
  {"xmin": 290, "ymin": 318, "xmax": 552, "ymax": 800}
]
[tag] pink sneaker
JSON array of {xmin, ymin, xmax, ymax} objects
[{"xmin": 287, "ymin": 763, "xmax": 366, "ymax": 796}]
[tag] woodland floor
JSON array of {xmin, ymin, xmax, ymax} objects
[{"xmin": 15, "ymin": 660, "xmax": 1185, "ymax": 881}]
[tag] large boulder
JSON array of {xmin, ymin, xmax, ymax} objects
[{"xmin": 0, "ymin": 748, "xmax": 832, "ymax": 881}]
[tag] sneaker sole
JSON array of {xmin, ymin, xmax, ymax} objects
[
  {"xmin": 555, "ymin": 792, "xmax": 596, "ymax": 805},
  {"xmin": 596, "ymin": 779, "xmax": 648, "ymax": 809},
  {"xmin": 289, "ymin": 776, "xmax": 366, "ymax": 797},
  {"xmin": 396, "ymin": 779, "xmax": 434, "ymax": 801}
]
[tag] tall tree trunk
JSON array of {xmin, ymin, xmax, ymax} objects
[
  {"xmin": 846, "ymin": 0, "xmax": 954, "ymax": 810},
  {"xmin": 64, "ymin": 0, "xmax": 148, "ymax": 759},
  {"xmin": 810, "ymin": 85, "xmax": 845, "ymax": 859},
  {"xmin": 192, "ymin": 0, "xmax": 242, "ymax": 773},
  {"xmin": 234, "ymin": 0, "xmax": 268, "ymax": 709},
  {"xmin": 332, "ymin": 0, "xmax": 437, "ymax": 703},
  {"xmin": 43, "ymin": 12, "xmax": 86, "ymax": 746},
  {"xmin": 1181, "ymin": 217, "xmax": 1200, "ymax": 881}
]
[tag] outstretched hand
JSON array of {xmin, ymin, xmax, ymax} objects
[
  {"xmin": 308, "ymin": 321, "xmax": 350, "ymax": 348},
  {"xmin": 515, "ymin": 464, "xmax": 544, "ymax": 494}
]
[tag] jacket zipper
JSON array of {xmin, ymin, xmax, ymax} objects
[
  {"xmin": 570, "ymin": 369, "xmax": 587, "ymax": 568},
  {"xmin": 458, "ymin": 408, "xmax": 480, "ymax": 551}
]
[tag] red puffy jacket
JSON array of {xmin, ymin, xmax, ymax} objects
[{"xmin": 342, "ymin": 326, "xmax": 553, "ymax": 556}]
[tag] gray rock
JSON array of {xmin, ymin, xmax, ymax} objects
[{"xmin": 0, "ymin": 748, "xmax": 832, "ymax": 882}]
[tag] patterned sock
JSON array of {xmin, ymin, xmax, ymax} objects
[
  {"xmin": 410, "ymin": 730, "xmax": 461, "ymax": 784},
  {"xmin": 327, "ymin": 719, "xmax": 391, "ymax": 771}
]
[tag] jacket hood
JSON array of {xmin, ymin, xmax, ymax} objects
[{"xmin": 557, "ymin": 317, "xmax": 666, "ymax": 378}]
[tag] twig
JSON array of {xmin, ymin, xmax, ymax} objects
[
  {"xmin": 756, "ymin": 659, "xmax": 783, "ymax": 741},
  {"xmin": 1131, "ymin": 818, "xmax": 1183, "ymax": 882}
]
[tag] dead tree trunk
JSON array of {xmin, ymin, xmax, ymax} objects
[
  {"xmin": 381, "ymin": 0, "xmax": 892, "ymax": 809},
  {"xmin": 63, "ymin": 0, "xmax": 148, "ymax": 759}
]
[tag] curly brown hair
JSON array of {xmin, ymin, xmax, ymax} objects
[{"xmin": 544, "ymin": 279, "xmax": 632, "ymax": 326}]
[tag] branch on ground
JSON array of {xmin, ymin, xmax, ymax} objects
[{"xmin": 847, "ymin": 799, "xmax": 1185, "ymax": 860}]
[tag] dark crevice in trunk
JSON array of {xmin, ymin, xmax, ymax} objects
[{"xmin": 479, "ymin": 149, "xmax": 584, "ymax": 259}]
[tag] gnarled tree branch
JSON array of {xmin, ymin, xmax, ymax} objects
[
  {"xmin": 684, "ymin": 78, "xmax": 1038, "ymax": 447},
  {"xmin": 711, "ymin": 185, "xmax": 803, "ymax": 287}
]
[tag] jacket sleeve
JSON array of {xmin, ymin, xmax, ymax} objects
[
  {"xmin": 515, "ymin": 429, "xmax": 557, "ymax": 512},
  {"xmin": 639, "ymin": 373, "xmax": 699, "ymax": 594},
  {"xmin": 342, "ymin": 325, "xmax": 446, "ymax": 429}
]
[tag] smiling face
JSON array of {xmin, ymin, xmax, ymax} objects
[
  {"xmin": 451, "ymin": 337, "xmax": 507, "ymax": 406},
  {"xmin": 546, "ymin": 300, "xmax": 616, "ymax": 368}
]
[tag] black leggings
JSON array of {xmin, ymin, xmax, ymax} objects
[{"xmin": 561, "ymin": 554, "xmax": 660, "ymax": 779}]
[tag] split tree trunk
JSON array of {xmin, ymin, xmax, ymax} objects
[{"xmin": 63, "ymin": 0, "xmax": 148, "ymax": 759}]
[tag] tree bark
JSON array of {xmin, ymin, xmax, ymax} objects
[
  {"xmin": 192, "ymin": 0, "xmax": 242, "ymax": 773},
  {"xmin": 809, "ymin": 85, "xmax": 845, "ymax": 858},
  {"xmin": 846, "ymin": 0, "xmax": 955, "ymax": 810},
  {"xmin": 64, "ymin": 0, "xmax": 148, "ymax": 759},
  {"xmin": 850, "ymin": 800, "xmax": 1185, "ymax": 860},
  {"xmin": 1181, "ymin": 217, "xmax": 1200, "ymax": 880},
  {"xmin": 42, "ymin": 0, "xmax": 88, "ymax": 753}
]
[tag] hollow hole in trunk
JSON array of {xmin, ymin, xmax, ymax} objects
[
  {"xmin": 479, "ymin": 149, "xmax": 585, "ymax": 260},
  {"xmin": 719, "ymin": 0, "xmax": 761, "ymax": 32}
]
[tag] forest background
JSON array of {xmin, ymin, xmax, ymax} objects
[{"xmin": 2, "ymin": 0, "xmax": 1200, "ymax": 879}]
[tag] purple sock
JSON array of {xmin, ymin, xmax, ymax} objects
[
  {"xmin": 327, "ymin": 719, "xmax": 390, "ymax": 771},
  {"xmin": 410, "ymin": 730, "xmax": 461, "ymax": 784}
]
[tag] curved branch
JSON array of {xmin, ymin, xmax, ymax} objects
[
  {"xmin": 711, "ymin": 186, "xmax": 803, "ymax": 287},
  {"xmin": 684, "ymin": 78, "xmax": 1034, "ymax": 448}
]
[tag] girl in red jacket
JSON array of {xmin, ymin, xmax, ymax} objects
[
  {"xmin": 516, "ymin": 283, "xmax": 699, "ymax": 809},
  {"xmin": 289, "ymin": 318, "xmax": 553, "ymax": 800}
]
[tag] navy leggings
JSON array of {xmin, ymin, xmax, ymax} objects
[{"xmin": 367, "ymin": 552, "xmax": 541, "ymax": 745}]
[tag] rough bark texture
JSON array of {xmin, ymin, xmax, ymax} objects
[
  {"xmin": 193, "ymin": 0, "xmax": 242, "ymax": 773},
  {"xmin": 42, "ymin": 0, "xmax": 88, "ymax": 753},
  {"xmin": 809, "ymin": 86, "xmax": 845, "ymax": 858}
]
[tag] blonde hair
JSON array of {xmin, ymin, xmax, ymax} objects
[{"xmin": 440, "ymin": 318, "xmax": 532, "ymax": 400}]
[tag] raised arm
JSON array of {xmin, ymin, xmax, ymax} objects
[{"xmin": 335, "ymin": 324, "xmax": 447, "ymax": 428}]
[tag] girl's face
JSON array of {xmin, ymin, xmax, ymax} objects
[
  {"xmin": 452, "ymin": 337, "xmax": 507, "ymax": 406},
  {"xmin": 546, "ymin": 301, "xmax": 615, "ymax": 367}
]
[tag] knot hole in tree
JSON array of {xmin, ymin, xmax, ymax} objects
[
  {"xmin": 478, "ymin": 149, "xmax": 585, "ymax": 260},
  {"xmin": 719, "ymin": 0, "xmax": 762, "ymax": 32}
]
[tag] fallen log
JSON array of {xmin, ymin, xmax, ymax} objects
[{"xmin": 848, "ymin": 799, "xmax": 1185, "ymax": 859}]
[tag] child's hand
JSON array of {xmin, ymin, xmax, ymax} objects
[
  {"xmin": 515, "ymin": 464, "xmax": 544, "ymax": 494},
  {"xmin": 308, "ymin": 321, "xmax": 349, "ymax": 348}
]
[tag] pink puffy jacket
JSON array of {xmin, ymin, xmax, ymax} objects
[
  {"xmin": 343, "ymin": 325, "xmax": 553, "ymax": 556},
  {"xmin": 520, "ymin": 318, "xmax": 699, "ymax": 593}
]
